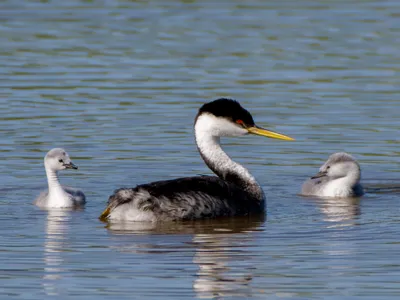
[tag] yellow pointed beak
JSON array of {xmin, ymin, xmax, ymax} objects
[{"xmin": 247, "ymin": 126, "xmax": 294, "ymax": 141}]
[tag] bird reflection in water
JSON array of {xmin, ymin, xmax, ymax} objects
[
  {"xmin": 192, "ymin": 230, "xmax": 254, "ymax": 298},
  {"xmin": 106, "ymin": 215, "xmax": 265, "ymax": 298},
  {"xmin": 316, "ymin": 197, "xmax": 361, "ymax": 225},
  {"xmin": 42, "ymin": 209, "xmax": 70, "ymax": 296}
]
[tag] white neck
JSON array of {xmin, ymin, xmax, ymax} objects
[
  {"xmin": 45, "ymin": 166, "xmax": 71, "ymax": 207},
  {"xmin": 336, "ymin": 168, "xmax": 361, "ymax": 189},
  {"xmin": 46, "ymin": 167, "xmax": 61, "ymax": 189},
  {"xmin": 194, "ymin": 114, "xmax": 264, "ymax": 200}
]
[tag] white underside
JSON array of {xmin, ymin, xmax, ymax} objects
[
  {"xmin": 35, "ymin": 188, "xmax": 74, "ymax": 208},
  {"xmin": 48, "ymin": 191, "xmax": 75, "ymax": 208},
  {"xmin": 35, "ymin": 185, "xmax": 85, "ymax": 208},
  {"xmin": 321, "ymin": 178, "xmax": 354, "ymax": 198},
  {"xmin": 108, "ymin": 204, "xmax": 156, "ymax": 222}
]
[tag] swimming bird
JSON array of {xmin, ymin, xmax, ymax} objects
[
  {"xmin": 100, "ymin": 98, "xmax": 294, "ymax": 222},
  {"xmin": 34, "ymin": 148, "xmax": 86, "ymax": 208},
  {"xmin": 301, "ymin": 152, "xmax": 364, "ymax": 198}
]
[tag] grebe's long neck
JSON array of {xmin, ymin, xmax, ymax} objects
[
  {"xmin": 347, "ymin": 167, "xmax": 361, "ymax": 188},
  {"xmin": 46, "ymin": 167, "xmax": 62, "ymax": 191},
  {"xmin": 194, "ymin": 117, "xmax": 264, "ymax": 201},
  {"xmin": 45, "ymin": 166, "xmax": 71, "ymax": 206}
]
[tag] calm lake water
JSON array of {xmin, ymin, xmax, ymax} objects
[{"xmin": 1, "ymin": 0, "xmax": 400, "ymax": 299}]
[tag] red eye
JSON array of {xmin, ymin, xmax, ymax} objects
[{"xmin": 236, "ymin": 119, "xmax": 244, "ymax": 125}]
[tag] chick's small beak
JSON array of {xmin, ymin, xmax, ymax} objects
[
  {"xmin": 311, "ymin": 171, "xmax": 327, "ymax": 179},
  {"xmin": 246, "ymin": 125, "xmax": 294, "ymax": 141},
  {"xmin": 64, "ymin": 162, "xmax": 78, "ymax": 170}
]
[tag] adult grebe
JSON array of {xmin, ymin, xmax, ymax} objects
[
  {"xmin": 100, "ymin": 98, "xmax": 294, "ymax": 222},
  {"xmin": 301, "ymin": 152, "xmax": 364, "ymax": 198},
  {"xmin": 34, "ymin": 148, "xmax": 86, "ymax": 208}
]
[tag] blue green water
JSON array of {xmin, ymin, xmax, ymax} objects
[{"xmin": 1, "ymin": 0, "xmax": 400, "ymax": 299}]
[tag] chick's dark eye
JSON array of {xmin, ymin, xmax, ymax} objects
[
  {"xmin": 327, "ymin": 166, "xmax": 330, "ymax": 169},
  {"xmin": 59, "ymin": 159, "xmax": 63, "ymax": 163}
]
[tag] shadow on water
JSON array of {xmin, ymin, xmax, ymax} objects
[
  {"xmin": 105, "ymin": 215, "xmax": 265, "ymax": 298},
  {"xmin": 364, "ymin": 183, "xmax": 400, "ymax": 194}
]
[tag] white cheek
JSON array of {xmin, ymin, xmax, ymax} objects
[
  {"xmin": 54, "ymin": 162, "xmax": 65, "ymax": 170},
  {"xmin": 195, "ymin": 114, "xmax": 248, "ymax": 137},
  {"xmin": 331, "ymin": 165, "xmax": 346, "ymax": 178}
]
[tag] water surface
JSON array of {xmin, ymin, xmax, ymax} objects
[{"xmin": 1, "ymin": 0, "xmax": 400, "ymax": 299}]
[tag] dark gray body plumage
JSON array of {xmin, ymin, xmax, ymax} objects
[{"xmin": 107, "ymin": 175, "xmax": 265, "ymax": 221}]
